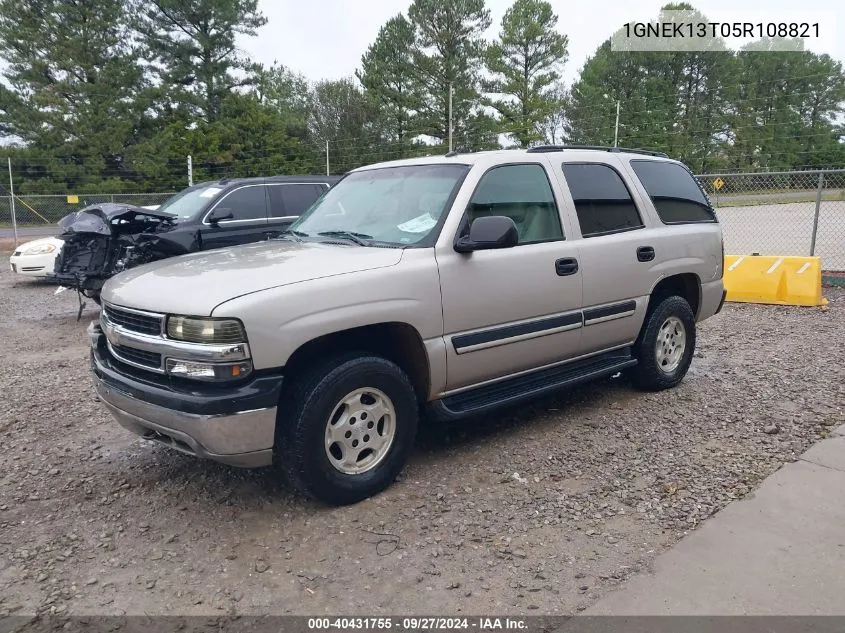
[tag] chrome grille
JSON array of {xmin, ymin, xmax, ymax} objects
[
  {"xmin": 111, "ymin": 344, "xmax": 162, "ymax": 370},
  {"xmin": 103, "ymin": 304, "xmax": 163, "ymax": 335}
]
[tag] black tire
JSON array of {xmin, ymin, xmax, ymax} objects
[
  {"xmin": 630, "ymin": 295, "xmax": 696, "ymax": 391},
  {"xmin": 275, "ymin": 353, "xmax": 418, "ymax": 505}
]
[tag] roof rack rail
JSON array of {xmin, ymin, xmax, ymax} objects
[{"xmin": 526, "ymin": 144, "xmax": 669, "ymax": 158}]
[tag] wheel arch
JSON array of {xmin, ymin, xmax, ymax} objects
[
  {"xmin": 282, "ymin": 322, "xmax": 431, "ymax": 404},
  {"xmin": 648, "ymin": 273, "xmax": 701, "ymax": 318}
]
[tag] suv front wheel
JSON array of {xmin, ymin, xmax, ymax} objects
[
  {"xmin": 630, "ymin": 295, "xmax": 696, "ymax": 391},
  {"xmin": 276, "ymin": 353, "xmax": 419, "ymax": 505}
]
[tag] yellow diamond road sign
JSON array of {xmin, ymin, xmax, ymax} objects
[{"xmin": 712, "ymin": 177, "xmax": 724, "ymax": 191}]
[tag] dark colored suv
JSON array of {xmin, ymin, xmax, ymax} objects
[{"xmin": 51, "ymin": 175, "xmax": 341, "ymax": 302}]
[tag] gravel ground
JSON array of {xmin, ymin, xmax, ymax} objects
[{"xmin": 0, "ymin": 262, "xmax": 843, "ymax": 618}]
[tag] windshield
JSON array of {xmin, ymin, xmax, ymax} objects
[
  {"xmin": 156, "ymin": 184, "xmax": 226, "ymax": 220},
  {"xmin": 290, "ymin": 164, "xmax": 469, "ymax": 246}
]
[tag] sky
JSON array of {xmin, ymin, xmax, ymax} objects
[{"xmin": 242, "ymin": 0, "xmax": 843, "ymax": 87}]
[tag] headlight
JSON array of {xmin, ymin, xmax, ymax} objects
[
  {"xmin": 166, "ymin": 316, "xmax": 246, "ymax": 344},
  {"xmin": 166, "ymin": 358, "xmax": 253, "ymax": 381},
  {"xmin": 22, "ymin": 243, "xmax": 57, "ymax": 255}
]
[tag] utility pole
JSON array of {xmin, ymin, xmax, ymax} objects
[
  {"xmin": 7, "ymin": 157, "xmax": 18, "ymax": 247},
  {"xmin": 448, "ymin": 83, "xmax": 454, "ymax": 153},
  {"xmin": 187, "ymin": 155, "xmax": 193, "ymax": 187},
  {"xmin": 326, "ymin": 139, "xmax": 330, "ymax": 176},
  {"xmin": 614, "ymin": 100, "xmax": 620, "ymax": 147}
]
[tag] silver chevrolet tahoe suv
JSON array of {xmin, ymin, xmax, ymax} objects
[{"xmin": 89, "ymin": 146, "xmax": 726, "ymax": 505}]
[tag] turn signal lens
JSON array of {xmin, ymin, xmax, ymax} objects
[{"xmin": 165, "ymin": 359, "xmax": 253, "ymax": 381}]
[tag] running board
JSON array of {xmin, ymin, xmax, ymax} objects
[{"xmin": 429, "ymin": 348, "xmax": 637, "ymax": 421}]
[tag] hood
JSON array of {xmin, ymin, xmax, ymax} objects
[
  {"xmin": 57, "ymin": 203, "xmax": 176, "ymax": 236},
  {"xmin": 101, "ymin": 239, "xmax": 404, "ymax": 315}
]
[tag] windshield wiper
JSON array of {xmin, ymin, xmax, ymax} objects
[
  {"xmin": 316, "ymin": 230, "xmax": 373, "ymax": 246},
  {"xmin": 277, "ymin": 229, "xmax": 309, "ymax": 242}
]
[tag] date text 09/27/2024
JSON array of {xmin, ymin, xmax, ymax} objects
[{"xmin": 307, "ymin": 617, "xmax": 529, "ymax": 630}]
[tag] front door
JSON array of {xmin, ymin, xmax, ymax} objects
[
  {"xmin": 436, "ymin": 163, "xmax": 583, "ymax": 391},
  {"xmin": 199, "ymin": 183, "xmax": 270, "ymax": 250}
]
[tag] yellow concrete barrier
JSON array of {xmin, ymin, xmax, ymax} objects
[{"xmin": 723, "ymin": 255, "xmax": 828, "ymax": 307}]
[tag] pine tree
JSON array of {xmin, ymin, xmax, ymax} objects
[
  {"xmin": 407, "ymin": 0, "xmax": 491, "ymax": 148},
  {"xmin": 484, "ymin": 0, "xmax": 568, "ymax": 147},
  {"xmin": 357, "ymin": 14, "xmax": 418, "ymax": 155},
  {"xmin": 133, "ymin": 0, "xmax": 267, "ymax": 123},
  {"xmin": 0, "ymin": 0, "xmax": 147, "ymax": 188}
]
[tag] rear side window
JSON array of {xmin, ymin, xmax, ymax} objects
[
  {"xmin": 561, "ymin": 163, "xmax": 643, "ymax": 237},
  {"xmin": 268, "ymin": 184, "xmax": 326, "ymax": 217},
  {"xmin": 630, "ymin": 160, "xmax": 716, "ymax": 223}
]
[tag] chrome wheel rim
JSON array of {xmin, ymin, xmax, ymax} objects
[
  {"xmin": 324, "ymin": 387, "xmax": 396, "ymax": 475},
  {"xmin": 655, "ymin": 316, "xmax": 686, "ymax": 373}
]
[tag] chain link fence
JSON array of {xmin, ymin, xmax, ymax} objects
[
  {"xmin": 0, "ymin": 192, "xmax": 176, "ymax": 227},
  {"xmin": 696, "ymin": 169, "xmax": 845, "ymax": 271},
  {"xmin": 3, "ymin": 170, "xmax": 845, "ymax": 271}
]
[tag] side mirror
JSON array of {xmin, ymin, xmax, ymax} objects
[
  {"xmin": 454, "ymin": 216, "xmax": 519, "ymax": 253},
  {"xmin": 207, "ymin": 208, "xmax": 234, "ymax": 224}
]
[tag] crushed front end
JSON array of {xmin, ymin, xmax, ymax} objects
[{"xmin": 49, "ymin": 203, "xmax": 193, "ymax": 301}]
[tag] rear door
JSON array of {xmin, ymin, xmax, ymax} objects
[
  {"xmin": 199, "ymin": 183, "xmax": 270, "ymax": 250},
  {"xmin": 555, "ymin": 160, "xmax": 658, "ymax": 356},
  {"xmin": 266, "ymin": 182, "xmax": 329, "ymax": 237}
]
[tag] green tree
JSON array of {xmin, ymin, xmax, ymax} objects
[
  {"xmin": 356, "ymin": 14, "xmax": 418, "ymax": 156},
  {"xmin": 250, "ymin": 61, "xmax": 312, "ymax": 145},
  {"xmin": 727, "ymin": 46, "xmax": 845, "ymax": 170},
  {"xmin": 308, "ymin": 77, "xmax": 381, "ymax": 173},
  {"xmin": 133, "ymin": 0, "xmax": 267, "ymax": 123},
  {"xmin": 0, "ymin": 0, "xmax": 147, "ymax": 188},
  {"xmin": 127, "ymin": 92, "xmax": 320, "ymax": 188},
  {"xmin": 568, "ymin": 4, "xmax": 735, "ymax": 171},
  {"xmin": 484, "ymin": 0, "xmax": 568, "ymax": 147},
  {"xmin": 407, "ymin": 0, "xmax": 491, "ymax": 148},
  {"xmin": 536, "ymin": 81, "xmax": 568, "ymax": 144}
]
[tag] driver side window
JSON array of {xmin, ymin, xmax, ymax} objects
[
  {"xmin": 463, "ymin": 164, "xmax": 564, "ymax": 244},
  {"xmin": 209, "ymin": 185, "xmax": 268, "ymax": 222}
]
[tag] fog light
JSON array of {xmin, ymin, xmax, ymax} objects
[{"xmin": 165, "ymin": 358, "xmax": 252, "ymax": 381}]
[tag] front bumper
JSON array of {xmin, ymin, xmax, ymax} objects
[
  {"xmin": 9, "ymin": 252, "xmax": 56, "ymax": 277},
  {"xmin": 89, "ymin": 322, "xmax": 283, "ymax": 468}
]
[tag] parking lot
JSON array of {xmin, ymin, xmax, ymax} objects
[
  {"xmin": 0, "ymin": 264, "xmax": 843, "ymax": 617},
  {"xmin": 715, "ymin": 201, "xmax": 843, "ymax": 270}
]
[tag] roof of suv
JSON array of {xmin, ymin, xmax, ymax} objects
[
  {"xmin": 195, "ymin": 175, "xmax": 342, "ymax": 188},
  {"xmin": 350, "ymin": 146, "xmax": 677, "ymax": 172}
]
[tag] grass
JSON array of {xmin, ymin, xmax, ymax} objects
[{"xmin": 713, "ymin": 190, "xmax": 845, "ymax": 208}]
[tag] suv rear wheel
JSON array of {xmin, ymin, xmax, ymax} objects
[
  {"xmin": 276, "ymin": 353, "xmax": 418, "ymax": 505},
  {"xmin": 630, "ymin": 295, "xmax": 696, "ymax": 391}
]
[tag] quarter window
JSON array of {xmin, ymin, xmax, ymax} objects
[
  {"xmin": 466, "ymin": 164, "xmax": 563, "ymax": 244},
  {"xmin": 210, "ymin": 186, "xmax": 267, "ymax": 222},
  {"xmin": 630, "ymin": 160, "xmax": 716, "ymax": 223},
  {"xmin": 561, "ymin": 163, "xmax": 643, "ymax": 237}
]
